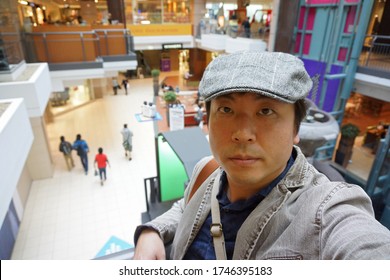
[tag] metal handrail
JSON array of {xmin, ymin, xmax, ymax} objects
[
  {"xmin": 359, "ymin": 35, "xmax": 390, "ymax": 71},
  {"xmin": 93, "ymin": 29, "xmax": 131, "ymax": 56}
]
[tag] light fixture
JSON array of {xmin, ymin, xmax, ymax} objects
[{"xmin": 19, "ymin": 0, "xmax": 28, "ymax": 5}]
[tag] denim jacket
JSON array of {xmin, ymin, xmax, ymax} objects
[{"xmin": 135, "ymin": 146, "xmax": 390, "ymax": 259}]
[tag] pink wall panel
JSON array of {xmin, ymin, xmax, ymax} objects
[
  {"xmin": 303, "ymin": 34, "xmax": 312, "ymax": 55},
  {"xmin": 344, "ymin": 6, "xmax": 357, "ymax": 33},
  {"xmin": 307, "ymin": 8, "xmax": 316, "ymax": 30},
  {"xmin": 338, "ymin": 47, "xmax": 348, "ymax": 61},
  {"xmin": 298, "ymin": 7, "xmax": 306, "ymax": 29},
  {"xmin": 305, "ymin": 0, "xmax": 360, "ymax": 4}
]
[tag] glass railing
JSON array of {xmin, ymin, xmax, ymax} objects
[
  {"xmin": 196, "ymin": 21, "xmax": 269, "ymax": 42},
  {"xmin": 0, "ymin": 31, "xmax": 25, "ymax": 72}
]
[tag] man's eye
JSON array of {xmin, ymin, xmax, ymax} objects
[
  {"xmin": 218, "ymin": 107, "xmax": 232, "ymax": 113},
  {"xmin": 258, "ymin": 108, "xmax": 274, "ymax": 115}
]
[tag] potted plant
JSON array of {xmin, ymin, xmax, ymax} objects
[
  {"xmin": 163, "ymin": 90, "xmax": 177, "ymax": 104},
  {"xmin": 335, "ymin": 123, "xmax": 361, "ymax": 167},
  {"xmin": 151, "ymin": 69, "xmax": 160, "ymax": 96},
  {"xmin": 163, "ymin": 90, "xmax": 178, "ymax": 127}
]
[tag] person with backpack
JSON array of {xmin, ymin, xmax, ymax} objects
[
  {"xmin": 59, "ymin": 136, "xmax": 74, "ymax": 171},
  {"xmin": 72, "ymin": 134, "xmax": 89, "ymax": 175},
  {"xmin": 133, "ymin": 51, "xmax": 390, "ymax": 260}
]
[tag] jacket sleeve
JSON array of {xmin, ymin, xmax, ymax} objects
[
  {"xmin": 133, "ymin": 156, "xmax": 214, "ymax": 246},
  {"xmin": 319, "ymin": 183, "xmax": 390, "ymax": 259}
]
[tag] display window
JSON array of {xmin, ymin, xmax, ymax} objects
[{"xmin": 126, "ymin": 0, "xmax": 191, "ymax": 25}]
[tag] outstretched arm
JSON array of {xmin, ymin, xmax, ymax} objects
[{"xmin": 133, "ymin": 229, "xmax": 166, "ymax": 260}]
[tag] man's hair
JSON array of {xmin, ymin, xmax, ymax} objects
[
  {"xmin": 124, "ymin": 124, "xmax": 127, "ymax": 128},
  {"xmin": 76, "ymin": 134, "xmax": 81, "ymax": 140},
  {"xmin": 98, "ymin": 147, "xmax": 103, "ymax": 154},
  {"xmin": 60, "ymin": 136, "xmax": 65, "ymax": 141},
  {"xmin": 205, "ymin": 98, "xmax": 307, "ymax": 134}
]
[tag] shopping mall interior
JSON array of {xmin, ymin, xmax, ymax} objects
[
  {"xmin": 7, "ymin": 66, "xmax": 389, "ymax": 259},
  {"xmin": 1, "ymin": 0, "xmax": 390, "ymax": 260}
]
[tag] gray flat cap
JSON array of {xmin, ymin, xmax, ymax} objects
[{"xmin": 199, "ymin": 51, "xmax": 313, "ymax": 103}]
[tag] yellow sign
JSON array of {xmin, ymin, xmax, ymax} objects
[{"xmin": 128, "ymin": 24, "xmax": 192, "ymax": 36}]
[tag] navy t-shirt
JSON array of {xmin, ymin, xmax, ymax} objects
[{"xmin": 183, "ymin": 154, "xmax": 295, "ymax": 260}]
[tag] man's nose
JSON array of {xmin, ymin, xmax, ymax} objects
[{"xmin": 231, "ymin": 116, "xmax": 256, "ymax": 143}]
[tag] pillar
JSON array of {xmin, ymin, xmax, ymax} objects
[{"xmin": 107, "ymin": 0, "xmax": 125, "ymax": 25}]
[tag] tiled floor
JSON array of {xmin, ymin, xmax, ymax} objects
[{"xmin": 10, "ymin": 71, "xmax": 379, "ymax": 259}]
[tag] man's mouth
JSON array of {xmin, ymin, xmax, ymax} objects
[{"xmin": 228, "ymin": 155, "xmax": 260, "ymax": 165}]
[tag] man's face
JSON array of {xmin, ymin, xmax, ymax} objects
[{"xmin": 208, "ymin": 92, "xmax": 299, "ymax": 193}]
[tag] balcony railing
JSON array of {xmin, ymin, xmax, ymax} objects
[
  {"xmin": 24, "ymin": 29, "xmax": 133, "ymax": 64},
  {"xmin": 359, "ymin": 35, "xmax": 390, "ymax": 72},
  {"xmin": 0, "ymin": 31, "xmax": 25, "ymax": 71}
]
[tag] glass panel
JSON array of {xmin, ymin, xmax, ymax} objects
[
  {"xmin": 163, "ymin": 0, "xmax": 190, "ymax": 23},
  {"xmin": 126, "ymin": 1, "xmax": 191, "ymax": 25},
  {"xmin": 0, "ymin": 0, "xmax": 24, "ymax": 71},
  {"xmin": 134, "ymin": 0, "xmax": 162, "ymax": 24}
]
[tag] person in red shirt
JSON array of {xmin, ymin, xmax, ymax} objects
[{"xmin": 94, "ymin": 147, "xmax": 110, "ymax": 186}]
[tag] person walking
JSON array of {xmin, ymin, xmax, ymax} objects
[
  {"xmin": 242, "ymin": 17, "xmax": 251, "ymax": 38},
  {"xmin": 112, "ymin": 78, "xmax": 120, "ymax": 95},
  {"xmin": 121, "ymin": 124, "xmax": 134, "ymax": 161},
  {"xmin": 121, "ymin": 78, "xmax": 129, "ymax": 95},
  {"xmin": 194, "ymin": 102, "xmax": 204, "ymax": 129},
  {"xmin": 72, "ymin": 134, "xmax": 89, "ymax": 175},
  {"xmin": 94, "ymin": 147, "xmax": 110, "ymax": 186},
  {"xmin": 59, "ymin": 136, "xmax": 75, "ymax": 171}
]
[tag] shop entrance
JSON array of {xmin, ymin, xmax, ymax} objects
[{"xmin": 49, "ymin": 80, "xmax": 93, "ymax": 116}]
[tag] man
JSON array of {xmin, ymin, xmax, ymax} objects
[
  {"xmin": 122, "ymin": 78, "xmax": 129, "ymax": 95},
  {"xmin": 194, "ymin": 102, "xmax": 204, "ymax": 128},
  {"xmin": 112, "ymin": 78, "xmax": 120, "ymax": 95},
  {"xmin": 59, "ymin": 136, "xmax": 74, "ymax": 171},
  {"xmin": 133, "ymin": 51, "xmax": 390, "ymax": 260},
  {"xmin": 121, "ymin": 124, "xmax": 134, "ymax": 160},
  {"xmin": 242, "ymin": 17, "xmax": 251, "ymax": 38},
  {"xmin": 72, "ymin": 134, "xmax": 89, "ymax": 175},
  {"xmin": 94, "ymin": 147, "xmax": 110, "ymax": 186}
]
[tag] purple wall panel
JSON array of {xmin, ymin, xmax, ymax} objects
[{"xmin": 302, "ymin": 58, "xmax": 343, "ymax": 112}]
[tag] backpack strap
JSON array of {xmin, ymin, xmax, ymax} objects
[{"xmin": 187, "ymin": 158, "xmax": 219, "ymax": 204}]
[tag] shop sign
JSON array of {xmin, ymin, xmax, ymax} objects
[
  {"xmin": 162, "ymin": 43, "xmax": 183, "ymax": 50},
  {"xmin": 169, "ymin": 106, "xmax": 185, "ymax": 131}
]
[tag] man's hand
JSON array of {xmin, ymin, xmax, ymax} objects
[{"xmin": 133, "ymin": 229, "xmax": 166, "ymax": 260}]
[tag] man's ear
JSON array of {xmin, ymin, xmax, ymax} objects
[{"xmin": 293, "ymin": 134, "xmax": 300, "ymax": 145}]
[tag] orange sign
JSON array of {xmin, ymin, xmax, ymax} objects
[{"xmin": 128, "ymin": 24, "xmax": 192, "ymax": 36}]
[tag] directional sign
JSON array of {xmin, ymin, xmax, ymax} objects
[{"xmin": 95, "ymin": 236, "xmax": 133, "ymax": 258}]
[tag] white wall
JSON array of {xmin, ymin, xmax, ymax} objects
[
  {"xmin": 0, "ymin": 99, "xmax": 34, "ymax": 225},
  {"xmin": 133, "ymin": 35, "xmax": 195, "ymax": 50},
  {"xmin": 353, "ymin": 73, "xmax": 390, "ymax": 102},
  {"xmin": 0, "ymin": 63, "xmax": 52, "ymax": 117}
]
